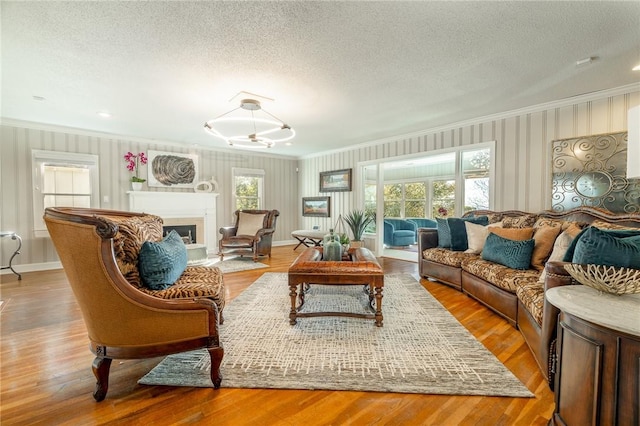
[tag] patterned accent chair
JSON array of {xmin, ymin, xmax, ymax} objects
[
  {"xmin": 219, "ymin": 209, "xmax": 280, "ymax": 261},
  {"xmin": 44, "ymin": 207, "xmax": 225, "ymax": 401},
  {"xmin": 383, "ymin": 219, "xmax": 417, "ymax": 247}
]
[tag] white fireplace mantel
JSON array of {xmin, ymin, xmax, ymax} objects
[{"xmin": 127, "ymin": 191, "xmax": 219, "ymax": 253}]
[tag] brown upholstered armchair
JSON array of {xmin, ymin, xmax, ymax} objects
[
  {"xmin": 44, "ymin": 207, "xmax": 225, "ymax": 401},
  {"xmin": 218, "ymin": 209, "xmax": 280, "ymax": 261}
]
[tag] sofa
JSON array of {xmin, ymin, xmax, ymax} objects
[
  {"xmin": 383, "ymin": 219, "xmax": 417, "ymax": 247},
  {"xmin": 417, "ymin": 206, "xmax": 640, "ymax": 388}
]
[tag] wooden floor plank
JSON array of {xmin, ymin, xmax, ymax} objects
[{"xmin": 0, "ymin": 245, "xmax": 554, "ymax": 425}]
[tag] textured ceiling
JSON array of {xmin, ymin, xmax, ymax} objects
[{"xmin": 2, "ymin": 1, "xmax": 639, "ymax": 158}]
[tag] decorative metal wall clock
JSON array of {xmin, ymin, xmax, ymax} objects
[{"xmin": 551, "ymin": 131, "xmax": 639, "ymax": 213}]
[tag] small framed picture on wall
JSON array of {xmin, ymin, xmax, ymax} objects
[
  {"xmin": 302, "ymin": 196, "xmax": 331, "ymax": 217},
  {"xmin": 319, "ymin": 168, "xmax": 352, "ymax": 192}
]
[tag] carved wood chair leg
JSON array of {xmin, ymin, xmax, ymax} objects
[
  {"xmin": 92, "ymin": 356, "xmax": 112, "ymax": 402},
  {"xmin": 208, "ymin": 346, "xmax": 224, "ymax": 389}
]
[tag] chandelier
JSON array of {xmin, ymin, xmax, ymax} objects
[{"xmin": 204, "ymin": 98, "xmax": 295, "ymax": 149}]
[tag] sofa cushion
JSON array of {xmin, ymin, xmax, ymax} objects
[
  {"xmin": 502, "ymin": 214, "xmax": 538, "ymax": 228},
  {"xmin": 436, "ymin": 218, "xmax": 452, "ymax": 248},
  {"xmin": 448, "ymin": 216, "xmax": 489, "ymax": 251},
  {"xmin": 482, "ymin": 233, "xmax": 535, "ymax": 270},
  {"xmin": 461, "ymin": 258, "xmax": 540, "ymax": 293},
  {"xmin": 590, "ymin": 220, "xmax": 639, "ymax": 231},
  {"xmin": 464, "ymin": 221, "xmax": 490, "ymax": 254},
  {"xmin": 531, "ymin": 224, "xmax": 562, "ymax": 271},
  {"xmin": 104, "ymin": 213, "xmax": 164, "ymax": 288},
  {"xmin": 515, "ymin": 280, "xmax": 545, "ymax": 325},
  {"xmin": 489, "ymin": 227, "xmax": 534, "ymax": 241},
  {"xmin": 423, "ymin": 248, "xmax": 479, "ymax": 268},
  {"xmin": 138, "ymin": 230, "xmax": 188, "ymax": 290},
  {"xmin": 464, "ymin": 221, "xmax": 504, "ymax": 254},
  {"xmin": 236, "ymin": 212, "xmax": 266, "ymax": 236},
  {"xmin": 568, "ymin": 227, "xmax": 640, "ymax": 269},
  {"xmin": 538, "ymin": 224, "xmax": 583, "ymax": 283},
  {"xmin": 138, "ymin": 266, "xmax": 226, "ymax": 312}
]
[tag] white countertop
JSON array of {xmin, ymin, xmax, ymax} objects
[{"xmin": 546, "ymin": 286, "xmax": 640, "ymax": 337}]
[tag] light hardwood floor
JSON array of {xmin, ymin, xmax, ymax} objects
[{"xmin": 0, "ymin": 245, "xmax": 554, "ymax": 425}]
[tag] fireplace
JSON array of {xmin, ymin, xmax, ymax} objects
[
  {"xmin": 163, "ymin": 224, "xmax": 196, "ymax": 244},
  {"xmin": 128, "ymin": 192, "xmax": 218, "ymax": 254}
]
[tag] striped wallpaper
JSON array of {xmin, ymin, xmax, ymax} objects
[{"xmin": 1, "ymin": 85, "xmax": 638, "ymax": 272}]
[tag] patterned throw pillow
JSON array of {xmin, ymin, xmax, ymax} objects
[
  {"xmin": 502, "ymin": 214, "xmax": 538, "ymax": 228},
  {"xmin": 569, "ymin": 227, "xmax": 640, "ymax": 269},
  {"xmin": 482, "ymin": 233, "xmax": 535, "ymax": 270},
  {"xmin": 138, "ymin": 230, "xmax": 188, "ymax": 290},
  {"xmin": 436, "ymin": 218, "xmax": 452, "ymax": 248},
  {"xmin": 104, "ymin": 214, "xmax": 164, "ymax": 288}
]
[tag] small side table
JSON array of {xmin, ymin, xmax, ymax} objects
[
  {"xmin": 291, "ymin": 230, "xmax": 326, "ymax": 250},
  {"xmin": 1, "ymin": 231, "xmax": 22, "ymax": 280}
]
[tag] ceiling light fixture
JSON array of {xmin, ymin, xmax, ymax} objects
[
  {"xmin": 204, "ymin": 97, "xmax": 295, "ymax": 149},
  {"xmin": 633, "ymin": 64, "xmax": 640, "ymax": 71}
]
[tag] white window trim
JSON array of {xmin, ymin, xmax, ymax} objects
[
  {"xmin": 231, "ymin": 167, "xmax": 265, "ymax": 212},
  {"xmin": 32, "ymin": 150, "xmax": 100, "ymax": 238}
]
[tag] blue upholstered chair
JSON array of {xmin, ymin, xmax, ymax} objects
[
  {"xmin": 383, "ymin": 219, "xmax": 417, "ymax": 247},
  {"xmin": 406, "ymin": 218, "xmax": 437, "ymax": 230}
]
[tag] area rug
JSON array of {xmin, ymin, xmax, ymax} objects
[
  {"xmin": 190, "ymin": 257, "xmax": 268, "ymax": 274},
  {"xmin": 139, "ymin": 273, "xmax": 533, "ymax": 397}
]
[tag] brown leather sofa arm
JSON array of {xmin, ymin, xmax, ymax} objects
[
  {"xmin": 417, "ymin": 228, "xmax": 438, "ymax": 252},
  {"xmin": 540, "ymin": 261, "xmax": 578, "ymax": 389}
]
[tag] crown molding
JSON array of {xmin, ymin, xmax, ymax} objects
[
  {"xmin": 0, "ymin": 118, "xmax": 299, "ymax": 161},
  {"xmin": 301, "ymin": 83, "xmax": 640, "ymax": 160}
]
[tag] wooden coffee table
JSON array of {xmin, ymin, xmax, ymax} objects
[{"xmin": 287, "ymin": 247, "xmax": 384, "ymax": 326}]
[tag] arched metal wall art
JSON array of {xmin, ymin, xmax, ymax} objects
[{"xmin": 551, "ymin": 131, "xmax": 639, "ymax": 213}]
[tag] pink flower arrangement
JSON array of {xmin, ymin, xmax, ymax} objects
[
  {"xmin": 124, "ymin": 152, "xmax": 148, "ymax": 182},
  {"xmin": 437, "ymin": 206, "xmax": 449, "ymax": 217}
]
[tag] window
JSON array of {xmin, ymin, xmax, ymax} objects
[
  {"xmin": 431, "ymin": 179, "xmax": 456, "ymax": 218},
  {"xmin": 382, "ymin": 182, "xmax": 427, "ymax": 218},
  {"xmin": 383, "ymin": 183, "xmax": 402, "ymax": 217},
  {"xmin": 32, "ymin": 150, "xmax": 99, "ymax": 237},
  {"xmin": 462, "ymin": 148, "xmax": 490, "ymax": 212},
  {"xmin": 232, "ymin": 168, "xmax": 264, "ymax": 210}
]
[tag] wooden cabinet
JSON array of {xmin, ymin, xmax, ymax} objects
[{"xmin": 551, "ymin": 306, "xmax": 640, "ymax": 425}]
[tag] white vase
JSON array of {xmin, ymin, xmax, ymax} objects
[{"xmin": 131, "ymin": 182, "xmax": 143, "ymax": 191}]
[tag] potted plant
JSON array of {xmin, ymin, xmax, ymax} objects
[
  {"xmin": 344, "ymin": 209, "xmax": 374, "ymax": 248},
  {"xmin": 339, "ymin": 233, "xmax": 350, "ymax": 252},
  {"xmin": 124, "ymin": 151, "xmax": 148, "ymax": 190}
]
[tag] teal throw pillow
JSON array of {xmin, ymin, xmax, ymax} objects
[
  {"xmin": 569, "ymin": 227, "xmax": 640, "ymax": 269},
  {"xmin": 481, "ymin": 233, "xmax": 535, "ymax": 270},
  {"xmin": 436, "ymin": 218, "xmax": 452, "ymax": 248},
  {"xmin": 138, "ymin": 230, "xmax": 188, "ymax": 290},
  {"xmin": 448, "ymin": 216, "xmax": 489, "ymax": 251}
]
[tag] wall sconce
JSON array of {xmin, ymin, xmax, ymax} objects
[{"xmin": 628, "ymin": 105, "xmax": 640, "ymax": 179}]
